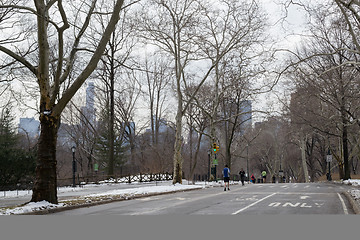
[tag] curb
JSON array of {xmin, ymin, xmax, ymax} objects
[
  {"xmin": 343, "ymin": 191, "xmax": 360, "ymax": 214},
  {"xmin": 19, "ymin": 187, "xmax": 204, "ymax": 215}
]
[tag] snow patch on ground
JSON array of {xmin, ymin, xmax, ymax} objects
[
  {"xmin": 343, "ymin": 179, "xmax": 360, "ymax": 201},
  {"xmin": 2, "ymin": 201, "xmax": 66, "ymax": 215},
  {"xmin": 0, "ymin": 182, "xmax": 205, "ymax": 215}
]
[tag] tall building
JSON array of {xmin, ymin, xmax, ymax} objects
[
  {"xmin": 86, "ymin": 82, "xmax": 95, "ymax": 110},
  {"xmin": 81, "ymin": 82, "xmax": 96, "ymax": 126},
  {"xmin": 239, "ymin": 100, "xmax": 252, "ymax": 132},
  {"xmin": 146, "ymin": 116, "xmax": 170, "ymax": 134},
  {"xmin": 18, "ymin": 117, "xmax": 40, "ymax": 138},
  {"xmin": 222, "ymin": 99, "xmax": 252, "ymax": 135}
]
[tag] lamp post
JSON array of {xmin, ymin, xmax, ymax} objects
[
  {"xmin": 326, "ymin": 148, "xmax": 332, "ymax": 181},
  {"xmin": 71, "ymin": 146, "xmax": 76, "ymax": 187},
  {"xmin": 207, "ymin": 150, "xmax": 210, "ymax": 182},
  {"xmin": 247, "ymin": 144, "xmax": 249, "ymax": 184}
]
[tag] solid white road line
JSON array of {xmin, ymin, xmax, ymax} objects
[
  {"xmin": 130, "ymin": 191, "xmax": 228, "ymax": 215},
  {"xmin": 231, "ymin": 193, "xmax": 277, "ymax": 215},
  {"xmin": 337, "ymin": 193, "xmax": 349, "ymax": 215}
]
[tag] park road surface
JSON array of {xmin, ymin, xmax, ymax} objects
[{"xmin": 50, "ymin": 182, "xmax": 356, "ymax": 215}]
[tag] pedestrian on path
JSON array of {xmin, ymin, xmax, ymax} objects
[
  {"xmin": 223, "ymin": 165, "xmax": 230, "ymax": 191},
  {"xmin": 239, "ymin": 168, "xmax": 246, "ymax": 186},
  {"xmin": 261, "ymin": 170, "xmax": 267, "ymax": 183},
  {"xmin": 251, "ymin": 173, "xmax": 256, "ymax": 184}
]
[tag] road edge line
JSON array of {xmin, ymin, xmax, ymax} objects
[{"xmin": 337, "ymin": 193, "xmax": 348, "ymax": 214}]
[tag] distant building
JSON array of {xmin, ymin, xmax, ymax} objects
[
  {"xmin": 18, "ymin": 117, "xmax": 40, "ymax": 138},
  {"xmin": 81, "ymin": 82, "xmax": 96, "ymax": 126},
  {"xmin": 221, "ymin": 99, "xmax": 252, "ymax": 135},
  {"xmin": 122, "ymin": 121, "xmax": 136, "ymax": 144},
  {"xmin": 146, "ymin": 116, "xmax": 170, "ymax": 134},
  {"xmin": 239, "ymin": 100, "xmax": 252, "ymax": 133}
]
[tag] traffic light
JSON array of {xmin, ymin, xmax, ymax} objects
[{"xmin": 213, "ymin": 143, "xmax": 219, "ymax": 153}]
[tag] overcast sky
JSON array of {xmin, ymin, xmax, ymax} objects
[{"xmin": 4, "ymin": 0, "xmax": 309, "ymax": 125}]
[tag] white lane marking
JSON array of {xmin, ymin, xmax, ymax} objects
[
  {"xmin": 269, "ymin": 202, "xmax": 313, "ymax": 208},
  {"xmin": 300, "ymin": 196, "xmax": 310, "ymax": 200},
  {"xmin": 337, "ymin": 193, "xmax": 349, "ymax": 215},
  {"xmin": 269, "ymin": 202, "xmax": 281, "ymax": 207},
  {"xmin": 283, "ymin": 202, "xmax": 300, "ymax": 207},
  {"xmin": 130, "ymin": 190, "xmax": 227, "ymax": 215},
  {"xmin": 232, "ymin": 193, "xmax": 277, "ymax": 215},
  {"xmin": 300, "ymin": 203, "xmax": 312, "ymax": 208}
]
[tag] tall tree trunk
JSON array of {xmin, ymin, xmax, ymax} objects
[
  {"xmin": 3, "ymin": 0, "xmax": 126, "ymax": 204},
  {"xmin": 190, "ymin": 133, "xmax": 203, "ymax": 184},
  {"xmin": 189, "ymin": 125, "xmax": 193, "ymax": 182},
  {"xmin": 342, "ymin": 111, "xmax": 350, "ymax": 180},
  {"xmin": 173, "ymin": 111, "xmax": 183, "ymax": 184},
  {"xmin": 108, "ymin": 62, "xmax": 115, "ymax": 177},
  {"xmin": 300, "ymin": 135, "xmax": 309, "ymax": 183},
  {"xmin": 31, "ymin": 115, "xmax": 60, "ymax": 204}
]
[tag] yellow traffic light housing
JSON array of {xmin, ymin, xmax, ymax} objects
[{"xmin": 213, "ymin": 143, "xmax": 219, "ymax": 153}]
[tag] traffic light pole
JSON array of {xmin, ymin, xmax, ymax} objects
[
  {"xmin": 211, "ymin": 142, "xmax": 219, "ymax": 182},
  {"xmin": 214, "ymin": 154, "xmax": 217, "ymax": 182},
  {"xmin": 208, "ymin": 151, "xmax": 210, "ymax": 182}
]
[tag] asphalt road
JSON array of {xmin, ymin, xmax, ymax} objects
[{"xmin": 51, "ymin": 182, "xmax": 356, "ymax": 215}]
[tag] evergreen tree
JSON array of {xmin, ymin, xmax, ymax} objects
[
  {"xmin": 0, "ymin": 107, "xmax": 36, "ymax": 190},
  {"xmin": 95, "ymin": 108, "xmax": 128, "ymax": 176}
]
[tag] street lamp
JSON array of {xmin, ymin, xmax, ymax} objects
[
  {"xmin": 207, "ymin": 150, "xmax": 210, "ymax": 182},
  {"xmin": 71, "ymin": 146, "xmax": 77, "ymax": 187},
  {"xmin": 246, "ymin": 144, "xmax": 249, "ymax": 184},
  {"xmin": 326, "ymin": 148, "xmax": 332, "ymax": 181}
]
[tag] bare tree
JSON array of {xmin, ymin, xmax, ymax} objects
[
  {"xmin": 0, "ymin": 0, "xmax": 127, "ymax": 203},
  {"xmin": 142, "ymin": 54, "xmax": 172, "ymax": 146},
  {"xmin": 137, "ymin": 0, "xmax": 270, "ymax": 184},
  {"xmin": 284, "ymin": 6, "xmax": 360, "ymax": 180},
  {"xmin": 89, "ymin": 4, "xmax": 137, "ymax": 177},
  {"xmin": 184, "ymin": 84, "xmax": 212, "ymax": 183},
  {"xmin": 137, "ymin": 0, "xmax": 213, "ymax": 184},
  {"xmin": 113, "ymin": 70, "xmax": 141, "ymax": 172}
]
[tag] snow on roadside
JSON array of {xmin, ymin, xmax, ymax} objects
[
  {"xmin": 343, "ymin": 179, "xmax": 360, "ymax": 201},
  {"xmin": 81, "ymin": 183, "xmax": 203, "ymax": 198},
  {"xmin": 1, "ymin": 201, "xmax": 66, "ymax": 215},
  {"xmin": 0, "ymin": 183, "xmax": 204, "ymax": 215}
]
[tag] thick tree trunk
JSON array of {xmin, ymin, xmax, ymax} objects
[
  {"xmin": 300, "ymin": 136, "xmax": 309, "ymax": 183},
  {"xmin": 343, "ymin": 125, "xmax": 350, "ymax": 180},
  {"xmin": 190, "ymin": 133, "xmax": 203, "ymax": 184},
  {"xmin": 31, "ymin": 114, "xmax": 60, "ymax": 204},
  {"xmin": 108, "ymin": 67, "xmax": 115, "ymax": 177},
  {"xmin": 172, "ymin": 113, "xmax": 183, "ymax": 184}
]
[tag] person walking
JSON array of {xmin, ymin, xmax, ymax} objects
[
  {"xmin": 239, "ymin": 168, "xmax": 246, "ymax": 186},
  {"xmin": 250, "ymin": 173, "xmax": 256, "ymax": 184},
  {"xmin": 223, "ymin": 165, "xmax": 230, "ymax": 191},
  {"xmin": 261, "ymin": 170, "xmax": 267, "ymax": 183}
]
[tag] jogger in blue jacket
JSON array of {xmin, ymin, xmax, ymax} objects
[{"xmin": 223, "ymin": 165, "xmax": 230, "ymax": 191}]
